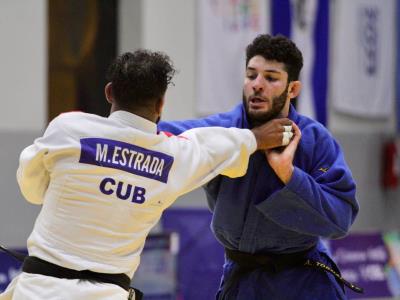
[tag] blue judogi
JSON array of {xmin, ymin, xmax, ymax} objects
[{"xmin": 158, "ymin": 104, "xmax": 359, "ymax": 299}]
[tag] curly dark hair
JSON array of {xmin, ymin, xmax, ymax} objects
[
  {"xmin": 246, "ymin": 34, "xmax": 303, "ymax": 82},
  {"xmin": 106, "ymin": 50, "xmax": 176, "ymax": 108}
]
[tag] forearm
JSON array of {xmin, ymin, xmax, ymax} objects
[{"xmin": 256, "ymin": 167, "xmax": 358, "ymax": 238}]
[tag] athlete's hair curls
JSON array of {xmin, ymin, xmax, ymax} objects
[
  {"xmin": 246, "ymin": 34, "xmax": 303, "ymax": 82},
  {"xmin": 106, "ymin": 49, "xmax": 176, "ymax": 108}
]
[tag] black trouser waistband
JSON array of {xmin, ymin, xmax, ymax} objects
[{"xmin": 22, "ymin": 256, "xmax": 131, "ymax": 292}]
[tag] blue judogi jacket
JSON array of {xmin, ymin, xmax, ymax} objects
[{"xmin": 158, "ymin": 104, "xmax": 359, "ymax": 299}]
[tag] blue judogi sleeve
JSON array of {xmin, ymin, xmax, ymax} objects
[{"xmin": 255, "ymin": 117, "xmax": 358, "ymax": 239}]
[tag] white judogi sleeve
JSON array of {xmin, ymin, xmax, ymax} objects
[
  {"xmin": 18, "ymin": 116, "xmax": 257, "ymax": 206},
  {"xmin": 163, "ymin": 127, "xmax": 257, "ymax": 197},
  {"xmin": 16, "ymin": 118, "xmax": 70, "ymax": 205}
]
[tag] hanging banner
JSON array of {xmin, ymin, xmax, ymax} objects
[
  {"xmin": 271, "ymin": 0, "xmax": 329, "ymax": 125},
  {"xmin": 162, "ymin": 208, "xmax": 224, "ymax": 300},
  {"xmin": 330, "ymin": 0, "xmax": 396, "ymax": 118},
  {"xmin": 327, "ymin": 232, "xmax": 400, "ymax": 298},
  {"xmin": 196, "ymin": 0, "xmax": 269, "ymax": 115},
  {"xmin": 133, "ymin": 233, "xmax": 179, "ymax": 299}
]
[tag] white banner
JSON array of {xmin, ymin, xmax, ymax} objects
[
  {"xmin": 330, "ymin": 0, "xmax": 396, "ymax": 118},
  {"xmin": 271, "ymin": 0, "xmax": 329, "ymax": 125},
  {"xmin": 290, "ymin": 0, "xmax": 319, "ymax": 121},
  {"xmin": 196, "ymin": 0, "xmax": 270, "ymax": 115}
]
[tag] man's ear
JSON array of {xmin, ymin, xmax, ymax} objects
[
  {"xmin": 105, "ymin": 82, "xmax": 114, "ymax": 104},
  {"xmin": 288, "ymin": 81, "xmax": 302, "ymax": 99}
]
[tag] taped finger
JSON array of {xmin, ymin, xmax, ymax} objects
[
  {"xmin": 282, "ymin": 131, "xmax": 293, "ymax": 146},
  {"xmin": 283, "ymin": 125, "xmax": 292, "ymax": 132}
]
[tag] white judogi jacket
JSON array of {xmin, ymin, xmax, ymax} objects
[{"xmin": 1, "ymin": 110, "xmax": 256, "ymax": 300}]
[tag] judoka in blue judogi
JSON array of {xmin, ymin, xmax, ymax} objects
[{"xmin": 159, "ymin": 34, "xmax": 360, "ymax": 300}]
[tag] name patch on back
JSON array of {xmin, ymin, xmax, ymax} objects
[{"xmin": 79, "ymin": 138, "xmax": 174, "ymax": 183}]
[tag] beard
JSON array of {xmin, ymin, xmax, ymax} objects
[{"xmin": 243, "ymin": 85, "xmax": 289, "ymax": 128}]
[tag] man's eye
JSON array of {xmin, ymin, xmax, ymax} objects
[
  {"xmin": 246, "ymin": 74, "xmax": 257, "ymax": 80},
  {"xmin": 266, "ymin": 76, "xmax": 278, "ymax": 82}
]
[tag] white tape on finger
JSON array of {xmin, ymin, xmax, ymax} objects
[
  {"xmin": 283, "ymin": 125, "xmax": 292, "ymax": 132},
  {"xmin": 282, "ymin": 131, "xmax": 293, "ymax": 146},
  {"xmin": 282, "ymin": 136, "xmax": 290, "ymax": 146}
]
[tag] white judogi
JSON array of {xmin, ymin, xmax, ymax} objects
[{"xmin": 0, "ymin": 110, "xmax": 256, "ymax": 300}]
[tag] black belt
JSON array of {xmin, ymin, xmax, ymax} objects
[
  {"xmin": 22, "ymin": 256, "xmax": 143, "ymax": 300},
  {"xmin": 221, "ymin": 247, "xmax": 363, "ymax": 298},
  {"xmin": 303, "ymin": 259, "xmax": 363, "ymax": 294}
]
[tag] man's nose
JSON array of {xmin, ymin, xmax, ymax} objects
[{"xmin": 252, "ymin": 75, "xmax": 264, "ymax": 92}]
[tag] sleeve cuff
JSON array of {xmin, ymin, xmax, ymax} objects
[
  {"xmin": 244, "ymin": 129, "xmax": 257, "ymax": 154},
  {"xmin": 286, "ymin": 166, "xmax": 304, "ymax": 191}
]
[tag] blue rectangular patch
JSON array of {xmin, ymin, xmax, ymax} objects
[{"xmin": 79, "ymin": 138, "xmax": 174, "ymax": 183}]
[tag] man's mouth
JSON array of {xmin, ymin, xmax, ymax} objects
[
  {"xmin": 249, "ymin": 96, "xmax": 268, "ymax": 108},
  {"xmin": 250, "ymin": 96, "xmax": 266, "ymax": 103}
]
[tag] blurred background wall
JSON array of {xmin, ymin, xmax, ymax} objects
[{"xmin": 0, "ymin": 0, "xmax": 400, "ymax": 298}]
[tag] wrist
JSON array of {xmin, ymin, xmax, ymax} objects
[
  {"xmin": 251, "ymin": 128, "xmax": 262, "ymax": 150},
  {"xmin": 278, "ymin": 165, "xmax": 294, "ymax": 184}
]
